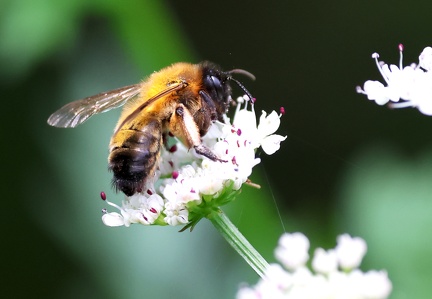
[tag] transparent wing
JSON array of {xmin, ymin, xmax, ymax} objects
[{"xmin": 47, "ymin": 84, "xmax": 142, "ymax": 128}]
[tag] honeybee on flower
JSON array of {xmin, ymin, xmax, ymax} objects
[{"xmin": 102, "ymin": 95, "xmax": 286, "ymax": 229}]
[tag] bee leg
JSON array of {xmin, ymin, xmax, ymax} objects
[
  {"xmin": 169, "ymin": 103, "xmax": 227, "ymax": 162},
  {"xmin": 194, "ymin": 143, "xmax": 227, "ymax": 162},
  {"xmin": 199, "ymin": 90, "xmax": 218, "ymax": 122},
  {"xmin": 162, "ymin": 131, "xmax": 171, "ymax": 150}
]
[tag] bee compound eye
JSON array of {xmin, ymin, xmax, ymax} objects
[
  {"xmin": 210, "ymin": 75, "xmax": 221, "ymax": 87},
  {"xmin": 211, "ymin": 76, "xmax": 223, "ymax": 96}
]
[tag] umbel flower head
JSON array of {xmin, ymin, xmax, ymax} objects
[
  {"xmin": 101, "ymin": 96, "xmax": 286, "ymax": 229},
  {"xmin": 357, "ymin": 44, "xmax": 432, "ymax": 115},
  {"xmin": 237, "ymin": 233, "xmax": 392, "ymax": 299}
]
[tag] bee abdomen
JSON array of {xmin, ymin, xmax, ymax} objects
[{"xmin": 108, "ymin": 121, "xmax": 162, "ymax": 196}]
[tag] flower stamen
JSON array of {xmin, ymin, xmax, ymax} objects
[
  {"xmin": 100, "ymin": 191, "xmax": 107, "ymax": 201},
  {"xmin": 371, "ymin": 52, "xmax": 390, "ymax": 84},
  {"xmin": 398, "ymin": 43, "xmax": 404, "ymax": 69}
]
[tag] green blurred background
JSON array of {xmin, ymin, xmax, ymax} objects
[{"xmin": 2, "ymin": 0, "xmax": 432, "ymax": 298}]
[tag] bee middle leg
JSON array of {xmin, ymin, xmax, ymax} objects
[{"xmin": 169, "ymin": 103, "xmax": 227, "ymax": 162}]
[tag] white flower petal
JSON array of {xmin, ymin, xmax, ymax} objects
[
  {"xmin": 258, "ymin": 110, "xmax": 280, "ymax": 137},
  {"xmin": 102, "ymin": 212, "xmax": 125, "ymax": 227},
  {"xmin": 419, "ymin": 46, "xmax": 432, "ymax": 71},
  {"xmin": 261, "ymin": 134, "xmax": 287, "ymax": 155},
  {"xmin": 233, "ymin": 109, "xmax": 256, "ymax": 128},
  {"xmin": 362, "ymin": 80, "xmax": 391, "ymax": 105},
  {"xmin": 418, "ymin": 100, "xmax": 432, "ymax": 115}
]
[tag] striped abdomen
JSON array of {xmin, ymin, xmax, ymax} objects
[{"xmin": 108, "ymin": 119, "xmax": 162, "ymax": 196}]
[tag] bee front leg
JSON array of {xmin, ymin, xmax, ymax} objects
[
  {"xmin": 169, "ymin": 103, "xmax": 227, "ymax": 163},
  {"xmin": 194, "ymin": 143, "xmax": 227, "ymax": 162}
]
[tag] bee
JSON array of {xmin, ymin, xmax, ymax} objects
[{"xmin": 48, "ymin": 61, "xmax": 255, "ymax": 196}]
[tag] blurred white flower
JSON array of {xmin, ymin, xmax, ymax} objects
[
  {"xmin": 274, "ymin": 232, "xmax": 310, "ymax": 270},
  {"xmin": 357, "ymin": 44, "xmax": 432, "ymax": 115},
  {"xmin": 312, "ymin": 248, "xmax": 338, "ymax": 274},
  {"xmin": 237, "ymin": 233, "xmax": 392, "ymax": 299},
  {"xmin": 101, "ymin": 96, "xmax": 286, "ymax": 228},
  {"xmin": 361, "ymin": 270, "xmax": 393, "ymax": 299},
  {"xmin": 335, "ymin": 234, "xmax": 367, "ymax": 270}
]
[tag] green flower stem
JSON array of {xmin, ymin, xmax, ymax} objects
[{"xmin": 208, "ymin": 209, "xmax": 269, "ymax": 278}]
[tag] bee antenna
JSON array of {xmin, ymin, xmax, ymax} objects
[
  {"xmin": 228, "ymin": 77, "xmax": 255, "ymax": 102},
  {"xmin": 228, "ymin": 69, "xmax": 256, "ymax": 81}
]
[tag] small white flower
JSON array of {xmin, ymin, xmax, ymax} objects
[
  {"xmin": 163, "ymin": 201, "xmax": 188, "ymax": 226},
  {"xmin": 162, "ymin": 176, "xmax": 201, "ymax": 205},
  {"xmin": 121, "ymin": 193, "xmax": 164, "ymax": 226},
  {"xmin": 233, "ymin": 106, "xmax": 287, "ymax": 155},
  {"xmin": 237, "ymin": 265, "xmax": 294, "ymax": 299},
  {"xmin": 238, "ymin": 233, "xmax": 392, "ymax": 299},
  {"xmin": 312, "ymin": 248, "xmax": 338, "ymax": 274},
  {"xmin": 263, "ymin": 264, "xmax": 294, "ymax": 291},
  {"xmin": 335, "ymin": 234, "xmax": 367, "ymax": 270},
  {"xmin": 101, "ymin": 193, "xmax": 164, "ymax": 227},
  {"xmin": 257, "ymin": 110, "xmax": 286, "ymax": 155},
  {"xmin": 275, "ymin": 232, "xmax": 310, "ymax": 271},
  {"xmin": 357, "ymin": 44, "xmax": 432, "ymax": 116}
]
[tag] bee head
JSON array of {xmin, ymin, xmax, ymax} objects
[{"xmin": 200, "ymin": 61, "xmax": 255, "ymax": 111}]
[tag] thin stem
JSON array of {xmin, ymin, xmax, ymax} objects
[{"xmin": 208, "ymin": 209, "xmax": 269, "ymax": 278}]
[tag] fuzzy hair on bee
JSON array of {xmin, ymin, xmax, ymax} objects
[{"xmin": 47, "ymin": 61, "xmax": 255, "ymax": 196}]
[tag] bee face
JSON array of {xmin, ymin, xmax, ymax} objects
[
  {"xmin": 201, "ymin": 61, "xmax": 233, "ymax": 117},
  {"xmin": 47, "ymin": 61, "xmax": 254, "ymax": 196}
]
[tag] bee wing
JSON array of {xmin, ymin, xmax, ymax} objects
[
  {"xmin": 47, "ymin": 84, "xmax": 142, "ymax": 128},
  {"xmin": 113, "ymin": 81, "xmax": 188, "ymax": 134}
]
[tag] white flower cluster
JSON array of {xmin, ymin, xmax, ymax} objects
[
  {"xmin": 237, "ymin": 233, "xmax": 392, "ymax": 299},
  {"xmin": 102, "ymin": 96, "xmax": 286, "ymax": 227},
  {"xmin": 357, "ymin": 44, "xmax": 432, "ymax": 115}
]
